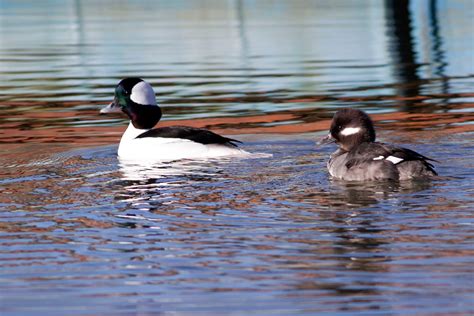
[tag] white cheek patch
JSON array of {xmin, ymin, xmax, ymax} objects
[
  {"xmin": 385, "ymin": 156, "xmax": 404, "ymax": 164},
  {"xmin": 373, "ymin": 155, "xmax": 384, "ymax": 160},
  {"xmin": 340, "ymin": 127, "xmax": 361, "ymax": 136},
  {"xmin": 131, "ymin": 81, "xmax": 157, "ymax": 105}
]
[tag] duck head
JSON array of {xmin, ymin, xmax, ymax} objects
[
  {"xmin": 319, "ymin": 108, "xmax": 376, "ymax": 151},
  {"xmin": 100, "ymin": 77, "xmax": 162, "ymax": 129}
]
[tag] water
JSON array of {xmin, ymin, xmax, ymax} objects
[{"xmin": 1, "ymin": 1, "xmax": 474, "ymax": 315}]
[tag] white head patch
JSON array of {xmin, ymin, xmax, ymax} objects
[
  {"xmin": 130, "ymin": 81, "xmax": 157, "ymax": 105},
  {"xmin": 340, "ymin": 127, "xmax": 361, "ymax": 136}
]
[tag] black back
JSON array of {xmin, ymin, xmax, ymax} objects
[{"xmin": 136, "ymin": 126, "xmax": 242, "ymax": 147}]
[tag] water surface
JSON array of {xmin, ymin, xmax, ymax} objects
[{"xmin": 1, "ymin": 1, "xmax": 473, "ymax": 315}]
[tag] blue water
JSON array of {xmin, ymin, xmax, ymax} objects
[{"xmin": 0, "ymin": 1, "xmax": 473, "ymax": 315}]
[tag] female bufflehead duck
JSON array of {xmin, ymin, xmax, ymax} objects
[
  {"xmin": 319, "ymin": 108, "xmax": 437, "ymax": 181},
  {"xmin": 100, "ymin": 78, "xmax": 248, "ymax": 161}
]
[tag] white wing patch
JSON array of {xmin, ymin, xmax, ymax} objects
[
  {"xmin": 340, "ymin": 127, "xmax": 361, "ymax": 136},
  {"xmin": 385, "ymin": 156, "xmax": 404, "ymax": 164},
  {"xmin": 372, "ymin": 155, "xmax": 403, "ymax": 164}
]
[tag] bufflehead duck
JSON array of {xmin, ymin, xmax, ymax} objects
[
  {"xmin": 319, "ymin": 108, "xmax": 437, "ymax": 181},
  {"xmin": 100, "ymin": 78, "xmax": 248, "ymax": 161}
]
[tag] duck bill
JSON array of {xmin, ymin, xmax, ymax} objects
[
  {"xmin": 318, "ymin": 133, "xmax": 335, "ymax": 146},
  {"xmin": 100, "ymin": 101, "xmax": 122, "ymax": 114}
]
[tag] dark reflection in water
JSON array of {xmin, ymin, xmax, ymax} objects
[
  {"xmin": 328, "ymin": 179, "xmax": 433, "ymax": 207},
  {"xmin": 428, "ymin": 0, "xmax": 450, "ymax": 106},
  {"xmin": 385, "ymin": 0, "xmax": 421, "ymax": 107},
  {"xmin": 0, "ymin": 1, "xmax": 474, "ymax": 315}
]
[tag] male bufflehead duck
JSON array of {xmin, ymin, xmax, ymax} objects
[
  {"xmin": 319, "ymin": 108, "xmax": 437, "ymax": 181},
  {"xmin": 100, "ymin": 78, "xmax": 248, "ymax": 161}
]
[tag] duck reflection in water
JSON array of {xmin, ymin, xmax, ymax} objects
[
  {"xmin": 118, "ymin": 158, "xmax": 225, "ymax": 182},
  {"xmin": 113, "ymin": 156, "xmax": 249, "ymax": 213},
  {"xmin": 326, "ymin": 178, "xmax": 434, "ymax": 208}
]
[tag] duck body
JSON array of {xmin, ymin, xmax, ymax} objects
[
  {"xmin": 328, "ymin": 141, "xmax": 437, "ymax": 181},
  {"xmin": 101, "ymin": 78, "xmax": 248, "ymax": 161},
  {"xmin": 321, "ymin": 108, "xmax": 437, "ymax": 181},
  {"xmin": 117, "ymin": 122, "xmax": 247, "ymax": 161}
]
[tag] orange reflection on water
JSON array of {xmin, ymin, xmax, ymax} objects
[{"xmin": 0, "ymin": 94, "xmax": 473, "ymax": 147}]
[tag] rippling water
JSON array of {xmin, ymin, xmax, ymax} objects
[{"xmin": 1, "ymin": 1, "xmax": 473, "ymax": 315}]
